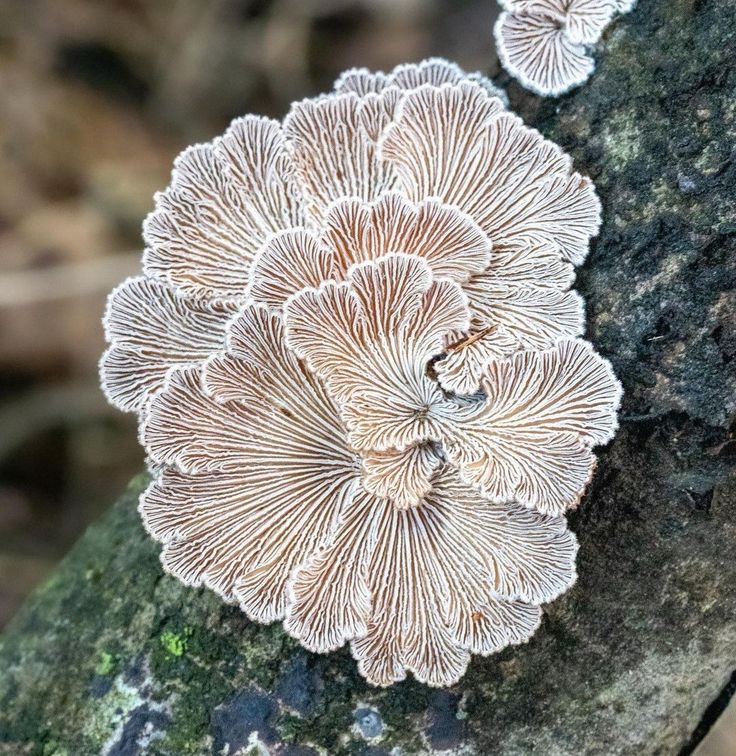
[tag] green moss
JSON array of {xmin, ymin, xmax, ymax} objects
[
  {"xmin": 95, "ymin": 651, "xmax": 116, "ymax": 676},
  {"xmin": 160, "ymin": 628, "xmax": 191, "ymax": 658}
]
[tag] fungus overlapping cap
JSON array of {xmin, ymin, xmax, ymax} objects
[
  {"xmin": 101, "ymin": 58, "xmax": 621, "ymax": 687},
  {"xmin": 495, "ymin": 0, "xmax": 636, "ymax": 96}
]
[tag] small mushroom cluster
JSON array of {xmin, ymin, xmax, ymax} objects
[
  {"xmin": 101, "ymin": 58, "xmax": 621, "ymax": 687},
  {"xmin": 495, "ymin": 0, "xmax": 637, "ymax": 96}
]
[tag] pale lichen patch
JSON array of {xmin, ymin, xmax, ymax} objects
[
  {"xmin": 81, "ymin": 670, "xmax": 170, "ymax": 755},
  {"xmin": 601, "ymin": 113, "xmax": 642, "ymax": 170}
]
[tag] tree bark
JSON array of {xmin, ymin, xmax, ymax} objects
[{"xmin": 1, "ymin": 0, "xmax": 735, "ymax": 753}]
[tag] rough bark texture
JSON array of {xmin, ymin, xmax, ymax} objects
[{"xmin": 1, "ymin": 0, "xmax": 735, "ymax": 753}]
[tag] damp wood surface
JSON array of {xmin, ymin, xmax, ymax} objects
[{"xmin": 1, "ymin": 0, "xmax": 735, "ymax": 753}]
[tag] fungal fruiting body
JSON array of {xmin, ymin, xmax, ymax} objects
[
  {"xmin": 495, "ymin": 0, "xmax": 637, "ymax": 96},
  {"xmin": 100, "ymin": 58, "xmax": 621, "ymax": 687}
]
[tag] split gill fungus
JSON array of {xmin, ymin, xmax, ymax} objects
[
  {"xmin": 495, "ymin": 0, "xmax": 637, "ymax": 96},
  {"xmin": 100, "ymin": 58, "xmax": 621, "ymax": 687}
]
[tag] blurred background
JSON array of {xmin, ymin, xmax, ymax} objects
[{"xmin": 0, "ymin": 0, "xmax": 501, "ymax": 630}]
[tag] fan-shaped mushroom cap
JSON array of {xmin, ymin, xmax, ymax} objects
[
  {"xmin": 141, "ymin": 306, "xmax": 360, "ymax": 620},
  {"xmin": 380, "ymin": 84, "xmax": 600, "ymax": 264},
  {"xmin": 143, "ymin": 116, "xmax": 304, "ymax": 303},
  {"xmin": 434, "ymin": 325, "xmax": 518, "ymax": 396},
  {"xmin": 361, "ymin": 443, "xmax": 442, "ymax": 510},
  {"xmin": 495, "ymin": 10, "xmax": 595, "ymax": 97},
  {"xmin": 347, "ymin": 469, "xmax": 576, "ymax": 686},
  {"xmin": 495, "ymin": 0, "xmax": 636, "ymax": 96},
  {"xmin": 284, "ymin": 253, "xmax": 469, "ymax": 451},
  {"xmin": 100, "ymin": 276, "xmax": 232, "ymax": 413},
  {"xmin": 445, "ymin": 338, "xmax": 622, "ymax": 515}
]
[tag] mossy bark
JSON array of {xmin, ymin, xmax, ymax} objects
[{"xmin": 1, "ymin": 0, "xmax": 735, "ymax": 753}]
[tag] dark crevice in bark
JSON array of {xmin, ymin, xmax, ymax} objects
[{"xmin": 679, "ymin": 669, "xmax": 736, "ymax": 755}]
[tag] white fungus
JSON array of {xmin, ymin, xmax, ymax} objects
[
  {"xmin": 100, "ymin": 59, "xmax": 621, "ymax": 687},
  {"xmin": 495, "ymin": 0, "xmax": 637, "ymax": 96}
]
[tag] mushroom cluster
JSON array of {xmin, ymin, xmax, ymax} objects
[
  {"xmin": 495, "ymin": 0, "xmax": 637, "ymax": 96},
  {"xmin": 101, "ymin": 58, "xmax": 621, "ymax": 687}
]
